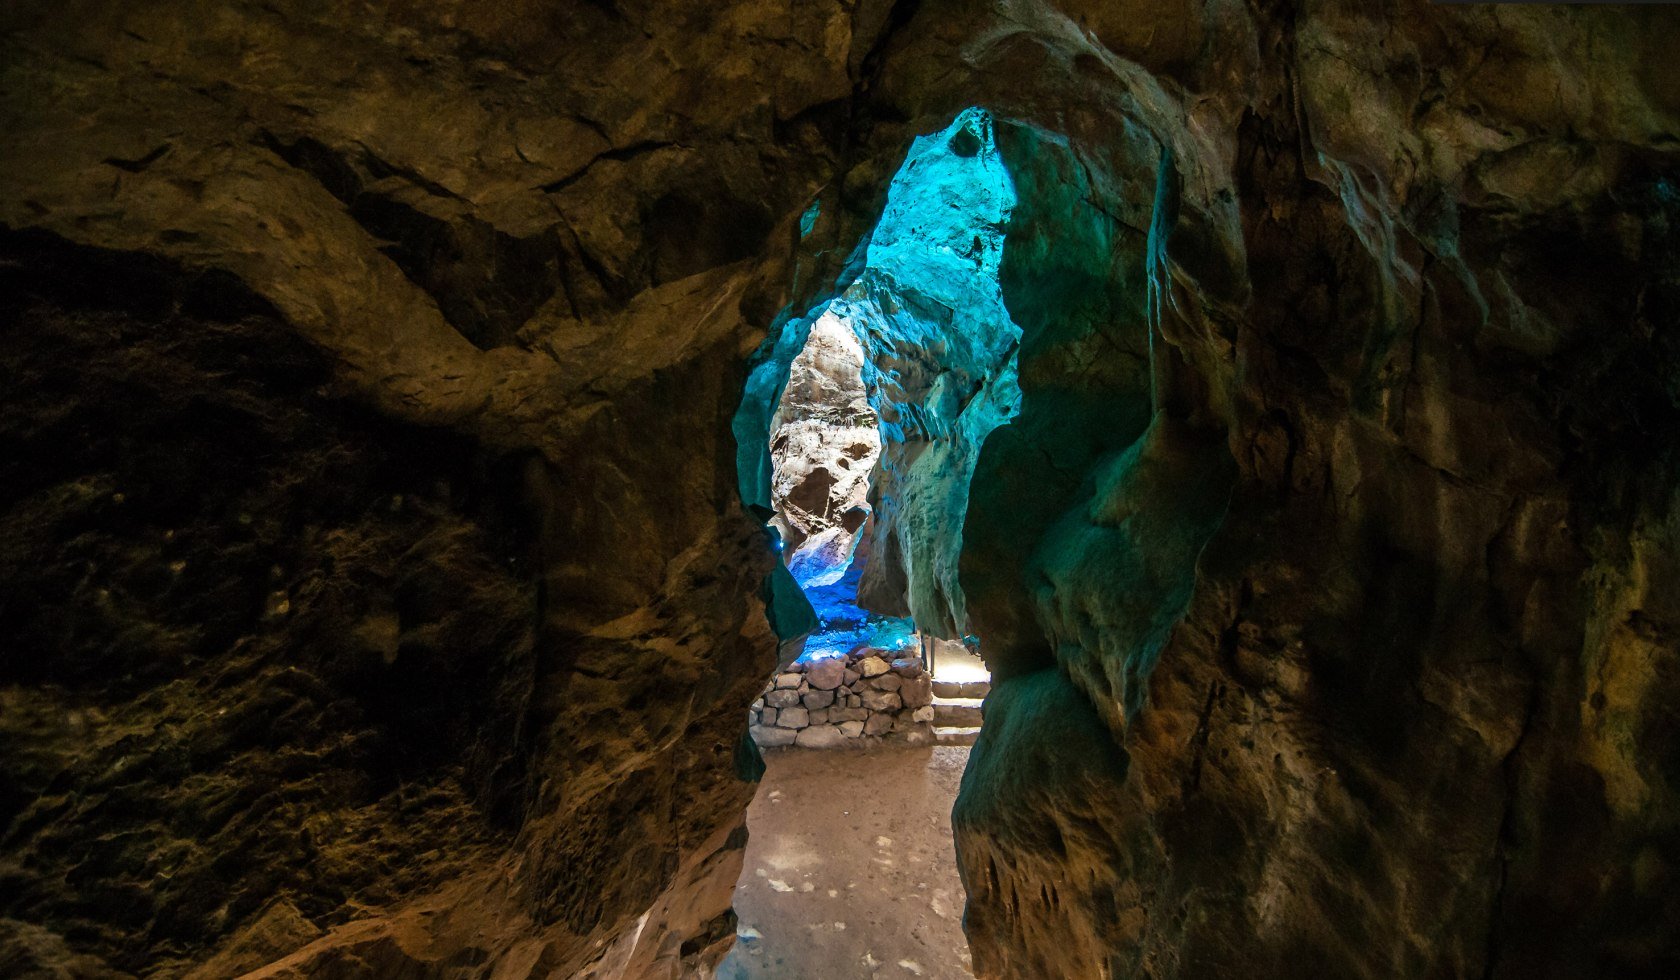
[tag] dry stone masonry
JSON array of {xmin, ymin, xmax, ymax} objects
[{"xmin": 749, "ymin": 650, "xmax": 935, "ymax": 749}]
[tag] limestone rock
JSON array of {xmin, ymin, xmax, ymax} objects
[
  {"xmin": 911, "ymin": 706, "xmax": 934, "ymax": 724},
  {"xmin": 863, "ymin": 713, "xmax": 896, "ymax": 736},
  {"xmin": 839, "ymin": 721, "xmax": 865, "ymax": 738},
  {"xmin": 860, "ymin": 689, "xmax": 902, "ymax": 713},
  {"xmin": 0, "ymin": 2, "xmax": 1675, "ymax": 978},
  {"xmin": 795, "ymin": 725, "xmax": 847, "ymax": 749},
  {"xmin": 858, "ymin": 655, "xmax": 890, "ymax": 678},
  {"xmin": 774, "ymin": 672, "xmax": 802, "ymax": 690},
  {"xmin": 807, "ymin": 708, "xmax": 829, "ymax": 726},
  {"xmin": 753, "ymin": 726, "xmax": 796, "ymax": 749},
  {"xmin": 806, "ymin": 657, "xmax": 846, "ymax": 690},
  {"xmin": 890, "ymin": 657, "xmax": 924, "ymax": 677},
  {"xmin": 764, "ymin": 689, "xmax": 801, "ymax": 709},
  {"xmin": 900, "ymin": 676, "xmax": 933, "ymax": 710},
  {"xmin": 774, "ymin": 706, "xmax": 809, "ymax": 729},
  {"xmin": 871, "ymin": 673, "xmax": 903, "ymax": 693},
  {"xmin": 802, "ymin": 689, "xmax": 835, "ymax": 710}
]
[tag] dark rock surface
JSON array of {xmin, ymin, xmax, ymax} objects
[
  {"xmin": 0, "ymin": 1, "xmax": 826, "ymax": 974},
  {"xmin": 2, "ymin": 1, "xmax": 1678, "ymax": 978}
]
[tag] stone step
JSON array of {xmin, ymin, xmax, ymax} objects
[
  {"xmin": 932, "ymin": 697, "xmax": 983, "ymax": 728},
  {"xmin": 934, "ymin": 726, "xmax": 982, "ymax": 746},
  {"xmin": 932, "ymin": 679, "xmax": 991, "ymax": 700}
]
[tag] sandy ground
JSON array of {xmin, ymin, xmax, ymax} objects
[{"xmin": 716, "ymin": 744, "xmax": 975, "ymax": 980}]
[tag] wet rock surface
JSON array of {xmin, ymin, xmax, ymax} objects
[{"xmin": 2, "ymin": 1, "xmax": 1678, "ymax": 978}]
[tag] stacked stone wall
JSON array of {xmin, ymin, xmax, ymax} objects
[{"xmin": 749, "ymin": 650, "xmax": 933, "ymax": 748}]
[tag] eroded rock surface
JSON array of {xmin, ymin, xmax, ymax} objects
[
  {"xmin": 0, "ymin": 0, "xmax": 848, "ymax": 975},
  {"xmin": 769, "ymin": 311, "xmax": 879, "ymax": 587},
  {"xmin": 3, "ymin": 1, "xmax": 1678, "ymax": 978}
]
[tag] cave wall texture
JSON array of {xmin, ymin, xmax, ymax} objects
[{"xmin": 3, "ymin": 1, "xmax": 1679, "ymax": 978}]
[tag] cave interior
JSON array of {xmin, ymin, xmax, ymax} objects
[{"xmin": 2, "ymin": 2, "xmax": 1679, "ymax": 978}]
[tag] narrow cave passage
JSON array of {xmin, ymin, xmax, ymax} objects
[{"xmin": 724, "ymin": 108, "xmax": 1020, "ymax": 979}]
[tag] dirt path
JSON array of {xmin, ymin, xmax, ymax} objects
[{"xmin": 716, "ymin": 745, "xmax": 975, "ymax": 980}]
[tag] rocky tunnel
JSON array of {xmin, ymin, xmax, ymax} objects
[{"xmin": 3, "ymin": 3, "xmax": 1678, "ymax": 979}]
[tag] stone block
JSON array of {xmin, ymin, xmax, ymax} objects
[
  {"xmin": 803, "ymin": 689, "xmax": 835, "ymax": 709},
  {"xmin": 808, "ymin": 708, "xmax": 829, "ymax": 726},
  {"xmin": 776, "ymin": 706, "xmax": 809, "ymax": 728},
  {"xmin": 864, "ymin": 712, "xmax": 895, "ymax": 735},
  {"xmin": 765, "ymin": 689, "xmax": 801, "ymax": 709},
  {"xmin": 871, "ymin": 673, "xmax": 903, "ymax": 692},
  {"xmin": 934, "ymin": 701, "xmax": 983, "ymax": 727},
  {"xmin": 912, "ymin": 705, "xmax": 934, "ymax": 723},
  {"xmin": 839, "ymin": 720, "xmax": 865, "ymax": 738},
  {"xmin": 752, "ymin": 725, "xmax": 796, "ymax": 747},
  {"xmin": 900, "ymin": 675, "xmax": 933, "ymax": 710},
  {"xmin": 762, "ymin": 706, "xmax": 778, "ymax": 726},
  {"xmin": 860, "ymin": 689, "xmax": 902, "ymax": 712},
  {"xmin": 890, "ymin": 657, "xmax": 924, "ymax": 677},
  {"xmin": 796, "ymin": 724, "xmax": 847, "ymax": 749},
  {"xmin": 829, "ymin": 706, "xmax": 865, "ymax": 723},
  {"xmin": 858, "ymin": 655, "xmax": 890, "ymax": 677},
  {"xmin": 806, "ymin": 657, "xmax": 846, "ymax": 690},
  {"xmin": 843, "ymin": 669, "xmax": 862, "ymax": 687},
  {"xmin": 775, "ymin": 672, "xmax": 801, "ymax": 689}
]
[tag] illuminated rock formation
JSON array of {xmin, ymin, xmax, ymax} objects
[{"xmin": 2, "ymin": 1, "xmax": 1678, "ymax": 978}]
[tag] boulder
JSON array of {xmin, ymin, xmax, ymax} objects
[
  {"xmin": 860, "ymin": 689, "xmax": 902, "ymax": 712},
  {"xmin": 795, "ymin": 725, "xmax": 847, "ymax": 749},
  {"xmin": 808, "ymin": 708, "xmax": 829, "ymax": 726},
  {"xmin": 864, "ymin": 712, "xmax": 895, "ymax": 736},
  {"xmin": 775, "ymin": 706, "xmax": 808, "ymax": 729},
  {"xmin": 765, "ymin": 689, "xmax": 801, "ymax": 709},
  {"xmin": 761, "ymin": 707, "xmax": 779, "ymax": 726},
  {"xmin": 774, "ymin": 673, "xmax": 801, "ymax": 690},
  {"xmin": 839, "ymin": 721, "xmax": 865, "ymax": 738},
  {"xmin": 900, "ymin": 676, "xmax": 933, "ymax": 710},
  {"xmin": 806, "ymin": 657, "xmax": 846, "ymax": 691},
  {"xmin": 802, "ymin": 689, "xmax": 835, "ymax": 709},
  {"xmin": 858, "ymin": 655, "xmax": 890, "ymax": 677},
  {"xmin": 842, "ymin": 668, "xmax": 862, "ymax": 687},
  {"xmin": 911, "ymin": 706, "xmax": 934, "ymax": 724},
  {"xmin": 753, "ymin": 726, "xmax": 796, "ymax": 749},
  {"xmin": 871, "ymin": 673, "xmax": 903, "ymax": 692},
  {"xmin": 890, "ymin": 657, "xmax": 923, "ymax": 677}
]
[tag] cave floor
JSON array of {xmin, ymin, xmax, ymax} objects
[{"xmin": 717, "ymin": 744, "xmax": 974, "ymax": 980}]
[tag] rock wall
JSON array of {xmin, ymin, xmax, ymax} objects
[
  {"xmin": 768, "ymin": 310, "xmax": 880, "ymax": 588},
  {"xmin": 3, "ymin": 0, "xmax": 1678, "ymax": 978},
  {"xmin": 749, "ymin": 652, "xmax": 935, "ymax": 749},
  {"xmin": 0, "ymin": 1, "xmax": 849, "ymax": 975},
  {"xmin": 941, "ymin": 3, "xmax": 1680, "ymax": 979}
]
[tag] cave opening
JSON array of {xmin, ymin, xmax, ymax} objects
[
  {"xmin": 723, "ymin": 107, "xmax": 1021, "ymax": 976},
  {"xmin": 739, "ymin": 105, "xmax": 1021, "ymax": 742}
]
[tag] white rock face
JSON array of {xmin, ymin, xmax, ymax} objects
[{"xmin": 769, "ymin": 311, "xmax": 881, "ymax": 588}]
